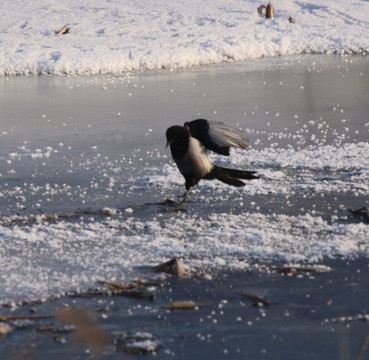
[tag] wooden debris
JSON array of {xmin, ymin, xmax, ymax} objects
[
  {"xmin": 37, "ymin": 324, "xmax": 75, "ymax": 333},
  {"xmin": 37, "ymin": 326, "xmax": 58, "ymax": 332},
  {"xmin": 68, "ymin": 291, "xmax": 107, "ymax": 299},
  {"xmin": 266, "ymin": 2, "xmax": 274, "ymax": 18},
  {"xmin": 70, "ymin": 286, "xmax": 155, "ymax": 301},
  {"xmin": 154, "ymin": 258, "xmax": 184, "ymax": 277},
  {"xmin": 349, "ymin": 207, "xmax": 369, "ymax": 223},
  {"xmin": 124, "ymin": 341, "xmax": 159, "ymax": 355},
  {"xmin": 165, "ymin": 301, "xmax": 204, "ymax": 310},
  {"xmin": 0, "ymin": 209, "xmax": 113, "ymax": 225},
  {"xmin": 97, "ymin": 280, "xmax": 138, "ymax": 291},
  {"xmin": 41, "ymin": 213, "xmax": 80, "ymax": 221},
  {"xmin": 0, "ymin": 213, "xmax": 77, "ymax": 224},
  {"xmin": 56, "ymin": 308, "xmax": 109, "ymax": 356},
  {"xmin": 326, "ymin": 299, "xmax": 333, "ymax": 306},
  {"xmin": 70, "ymin": 290, "xmax": 154, "ymax": 301},
  {"xmin": 257, "ymin": 2, "xmax": 274, "ymax": 19},
  {"xmin": 56, "ymin": 25, "xmax": 70, "ymax": 35},
  {"xmin": 83, "ymin": 210, "xmax": 112, "ymax": 216},
  {"xmin": 257, "ymin": 5, "xmax": 266, "ymax": 15},
  {"xmin": 0, "ymin": 314, "xmax": 53, "ymax": 322},
  {"xmin": 238, "ymin": 292, "xmax": 272, "ymax": 306},
  {"xmin": 0, "ymin": 324, "xmax": 13, "ymax": 337},
  {"xmin": 97, "ymin": 279, "xmax": 169, "ymax": 292},
  {"xmin": 0, "ymin": 199, "xmax": 189, "ymax": 225},
  {"xmin": 104, "ymin": 281, "xmax": 156, "ymax": 300}
]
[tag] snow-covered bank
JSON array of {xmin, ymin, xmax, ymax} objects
[{"xmin": 1, "ymin": 0, "xmax": 369, "ymax": 75}]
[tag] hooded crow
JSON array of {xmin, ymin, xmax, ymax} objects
[{"xmin": 166, "ymin": 119, "xmax": 258, "ymax": 202}]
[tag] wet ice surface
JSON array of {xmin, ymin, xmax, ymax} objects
[
  {"xmin": 0, "ymin": 258, "xmax": 368, "ymax": 360},
  {"xmin": 0, "ymin": 55, "xmax": 369, "ymax": 305}
]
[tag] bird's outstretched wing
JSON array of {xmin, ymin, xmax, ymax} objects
[{"xmin": 184, "ymin": 119, "xmax": 249, "ymax": 156}]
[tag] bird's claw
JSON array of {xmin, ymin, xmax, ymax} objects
[{"xmin": 161, "ymin": 197, "xmax": 188, "ymax": 211}]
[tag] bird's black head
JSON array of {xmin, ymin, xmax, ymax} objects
[
  {"xmin": 166, "ymin": 126, "xmax": 190, "ymax": 158},
  {"xmin": 166, "ymin": 126, "xmax": 189, "ymax": 148}
]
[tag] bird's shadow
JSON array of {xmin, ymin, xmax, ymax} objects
[
  {"xmin": 133, "ymin": 198, "xmax": 188, "ymax": 212},
  {"xmin": 160, "ymin": 198, "xmax": 188, "ymax": 212}
]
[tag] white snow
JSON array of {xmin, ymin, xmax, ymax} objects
[
  {"xmin": 0, "ymin": 204, "xmax": 368, "ymax": 305},
  {"xmin": 1, "ymin": 0, "xmax": 369, "ymax": 75},
  {"xmin": 147, "ymin": 142, "xmax": 369, "ymax": 197}
]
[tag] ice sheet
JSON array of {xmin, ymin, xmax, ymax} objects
[{"xmin": 0, "ymin": 56, "xmax": 368, "ymax": 305}]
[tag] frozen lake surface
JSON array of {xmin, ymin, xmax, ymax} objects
[{"xmin": 0, "ymin": 55, "xmax": 369, "ymax": 306}]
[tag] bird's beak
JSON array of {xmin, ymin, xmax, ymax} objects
[{"xmin": 166, "ymin": 139, "xmax": 173, "ymax": 148}]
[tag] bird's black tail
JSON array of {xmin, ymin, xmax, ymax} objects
[{"xmin": 206, "ymin": 165, "xmax": 259, "ymax": 187}]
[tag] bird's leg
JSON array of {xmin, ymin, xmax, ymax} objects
[
  {"xmin": 178, "ymin": 188, "xmax": 190, "ymax": 204},
  {"xmin": 162, "ymin": 188, "xmax": 189, "ymax": 207},
  {"xmin": 178, "ymin": 192, "xmax": 187, "ymax": 199},
  {"xmin": 161, "ymin": 189, "xmax": 189, "ymax": 212}
]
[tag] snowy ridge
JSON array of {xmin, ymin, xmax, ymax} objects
[
  {"xmin": 0, "ymin": 208, "xmax": 368, "ymax": 305},
  {"xmin": 1, "ymin": 0, "xmax": 369, "ymax": 75}
]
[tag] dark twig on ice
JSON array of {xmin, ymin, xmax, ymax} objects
[
  {"xmin": 0, "ymin": 198, "xmax": 190, "ymax": 225},
  {"xmin": 69, "ymin": 288, "xmax": 155, "ymax": 301},
  {"xmin": 0, "ymin": 314, "xmax": 54, "ymax": 321},
  {"xmin": 68, "ymin": 277, "xmax": 174, "ymax": 301},
  {"xmin": 238, "ymin": 292, "xmax": 272, "ymax": 306},
  {"xmin": 0, "ymin": 209, "xmax": 113, "ymax": 225},
  {"xmin": 349, "ymin": 207, "xmax": 369, "ymax": 223}
]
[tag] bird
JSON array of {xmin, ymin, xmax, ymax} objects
[{"xmin": 165, "ymin": 119, "xmax": 258, "ymax": 202}]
